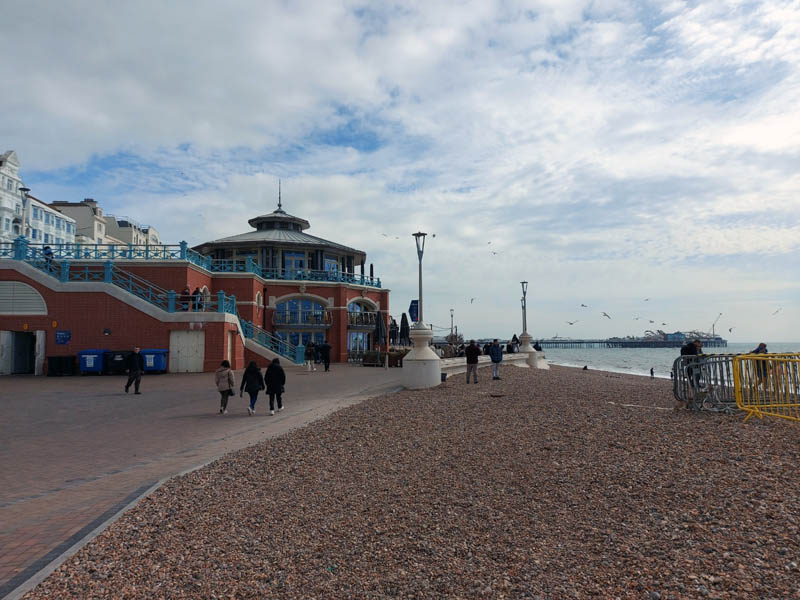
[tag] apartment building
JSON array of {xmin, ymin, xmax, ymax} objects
[
  {"xmin": 50, "ymin": 199, "xmax": 123, "ymax": 245},
  {"xmin": 104, "ymin": 215, "xmax": 161, "ymax": 246},
  {"xmin": 1, "ymin": 150, "xmax": 76, "ymax": 245}
]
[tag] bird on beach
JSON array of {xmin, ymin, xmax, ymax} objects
[
  {"xmin": 772, "ymin": 307, "xmax": 782, "ymax": 316},
  {"xmin": 566, "ymin": 320, "xmax": 579, "ymax": 325},
  {"xmin": 601, "ymin": 312, "xmax": 611, "ymax": 319}
]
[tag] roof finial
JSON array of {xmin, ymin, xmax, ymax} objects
[{"xmin": 278, "ymin": 179, "xmax": 282, "ymax": 211}]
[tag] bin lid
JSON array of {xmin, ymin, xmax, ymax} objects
[
  {"xmin": 78, "ymin": 349, "xmax": 109, "ymax": 355},
  {"xmin": 140, "ymin": 349, "xmax": 169, "ymax": 354}
]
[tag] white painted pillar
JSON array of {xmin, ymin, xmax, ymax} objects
[
  {"xmin": 34, "ymin": 330, "xmax": 46, "ymax": 375},
  {"xmin": 0, "ymin": 331, "xmax": 12, "ymax": 375},
  {"xmin": 402, "ymin": 323, "xmax": 441, "ymax": 389}
]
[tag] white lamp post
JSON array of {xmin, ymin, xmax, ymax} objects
[
  {"xmin": 518, "ymin": 280, "xmax": 535, "ymax": 353},
  {"xmin": 450, "ymin": 308, "xmax": 454, "ymax": 339},
  {"xmin": 19, "ymin": 187, "xmax": 31, "ymax": 238},
  {"xmin": 402, "ymin": 231, "xmax": 441, "ymax": 388}
]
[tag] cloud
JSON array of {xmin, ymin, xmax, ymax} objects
[{"xmin": 2, "ymin": 0, "xmax": 799, "ymax": 341}]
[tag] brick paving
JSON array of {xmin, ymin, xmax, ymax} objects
[{"xmin": 0, "ymin": 364, "xmax": 404, "ymax": 598}]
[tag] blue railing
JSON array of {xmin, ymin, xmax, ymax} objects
[
  {"xmin": 240, "ymin": 318, "xmax": 304, "ymax": 364},
  {"xmin": 1, "ymin": 239, "xmax": 382, "ymax": 287},
  {"xmin": 8, "ymin": 239, "xmax": 237, "ymax": 315}
]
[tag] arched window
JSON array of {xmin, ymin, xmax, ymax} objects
[{"xmin": 255, "ymin": 291, "xmax": 263, "ymax": 308}]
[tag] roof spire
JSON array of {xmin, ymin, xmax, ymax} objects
[{"xmin": 278, "ymin": 179, "xmax": 282, "ymax": 211}]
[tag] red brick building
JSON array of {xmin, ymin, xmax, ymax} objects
[{"xmin": 0, "ymin": 204, "xmax": 389, "ymax": 375}]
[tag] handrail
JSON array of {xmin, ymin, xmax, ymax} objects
[
  {"xmin": 273, "ymin": 309, "xmax": 331, "ymax": 326},
  {"xmin": 239, "ymin": 318, "xmax": 303, "ymax": 364},
  {"xmin": 2, "ymin": 240, "xmax": 382, "ymax": 288}
]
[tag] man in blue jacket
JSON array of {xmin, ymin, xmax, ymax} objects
[{"xmin": 489, "ymin": 339, "xmax": 503, "ymax": 380}]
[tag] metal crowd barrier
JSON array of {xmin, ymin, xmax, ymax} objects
[
  {"xmin": 672, "ymin": 354, "xmax": 740, "ymax": 413},
  {"xmin": 733, "ymin": 354, "xmax": 800, "ymax": 422}
]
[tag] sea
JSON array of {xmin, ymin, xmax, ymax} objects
[{"xmin": 542, "ymin": 342, "xmax": 800, "ymax": 379}]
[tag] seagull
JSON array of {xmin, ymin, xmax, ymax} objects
[
  {"xmin": 580, "ymin": 304, "xmax": 589, "ymax": 308},
  {"xmin": 649, "ymin": 320, "xmax": 655, "ymax": 323},
  {"xmin": 487, "ymin": 241, "xmax": 491, "ymax": 245},
  {"xmin": 728, "ymin": 327, "xmax": 735, "ymax": 333},
  {"xmin": 644, "ymin": 298, "xmax": 650, "ymax": 301},
  {"xmin": 381, "ymin": 233, "xmax": 388, "ymax": 237},
  {"xmin": 601, "ymin": 312, "xmax": 611, "ymax": 319},
  {"xmin": 432, "ymin": 234, "xmax": 436, "ymax": 238},
  {"xmin": 566, "ymin": 320, "xmax": 579, "ymax": 325},
  {"xmin": 491, "ymin": 251, "xmax": 499, "ymax": 255},
  {"xmin": 470, "ymin": 298, "xmax": 476, "ymax": 304},
  {"xmin": 772, "ymin": 307, "xmax": 782, "ymax": 316},
  {"xmin": 661, "ymin": 322, "xmax": 668, "ymax": 326},
  {"xmin": 633, "ymin": 317, "xmax": 640, "ymax": 320}
]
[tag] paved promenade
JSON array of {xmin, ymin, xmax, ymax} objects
[{"xmin": 0, "ymin": 364, "xmax": 404, "ymax": 598}]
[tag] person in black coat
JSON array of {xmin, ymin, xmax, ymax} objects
[
  {"xmin": 265, "ymin": 358, "xmax": 286, "ymax": 415},
  {"xmin": 239, "ymin": 361, "xmax": 265, "ymax": 415},
  {"xmin": 125, "ymin": 347, "xmax": 145, "ymax": 394},
  {"xmin": 319, "ymin": 340, "xmax": 332, "ymax": 372}
]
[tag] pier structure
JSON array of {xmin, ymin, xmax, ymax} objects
[{"xmin": 537, "ymin": 338, "xmax": 728, "ymax": 349}]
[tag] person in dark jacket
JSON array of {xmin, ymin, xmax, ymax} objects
[
  {"xmin": 125, "ymin": 347, "xmax": 145, "ymax": 394},
  {"xmin": 239, "ymin": 361, "xmax": 265, "ymax": 415},
  {"xmin": 751, "ymin": 342, "xmax": 769, "ymax": 384},
  {"xmin": 464, "ymin": 340, "xmax": 481, "ymax": 384},
  {"xmin": 678, "ymin": 339, "xmax": 703, "ymax": 409},
  {"xmin": 192, "ymin": 287, "xmax": 202, "ymax": 311},
  {"xmin": 305, "ymin": 341, "xmax": 317, "ymax": 371},
  {"xmin": 319, "ymin": 340, "xmax": 332, "ymax": 372},
  {"xmin": 265, "ymin": 358, "xmax": 286, "ymax": 415},
  {"xmin": 489, "ymin": 339, "xmax": 503, "ymax": 380}
]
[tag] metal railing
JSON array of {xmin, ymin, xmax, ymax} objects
[
  {"xmin": 273, "ymin": 310, "xmax": 331, "ymax": 327},
  {"xmin": 3, "ymin": 238, "xmax": 382, "ymax": 287},
  {"xmin": 347, "ymin": 311, "xmax": 379, "ymax": 327},
  {"xmin": 733, "ymin": 354, "xmax": 800, "ymax": 422},
  {"xmin": 672, "ymin": 354, "xmax": 740, "ymax": 413},
  {"xmin": 239, "ymin": 319, "xmax": 304, "ymax": 364}
]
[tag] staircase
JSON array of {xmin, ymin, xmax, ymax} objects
[{"xmin": 239, "ymin": 318, "xmax": 304, "ymax": 364}]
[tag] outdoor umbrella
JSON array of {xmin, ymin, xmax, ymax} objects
[
  {"xmin": 399, "ymin": 313, "xmax": 411, "ymax": 347},
  {"xmin": 373, "ymin": 312, "xmax": 387, "ymax": 349},
  {"xmin": 389, "ymin": 318, "xmax": 399, "ymax": 345}
]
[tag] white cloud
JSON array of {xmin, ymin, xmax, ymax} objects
[{"xmin": 1, "ymin": 0, "xmax": 799, "ymax": 341}]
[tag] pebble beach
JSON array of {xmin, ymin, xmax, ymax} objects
[{"xmin": 24, "ymin": 365, "xmax": 800, "ymax": 599}]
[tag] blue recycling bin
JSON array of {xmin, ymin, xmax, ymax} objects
[
  {"xmin": 140, "ymin": 349, "xmax": 168, "ymax": 373},
  {"xmin": 78, "ymin": 349, "xmax": 107, "ymax": 374}
]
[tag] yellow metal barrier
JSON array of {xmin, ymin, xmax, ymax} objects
[{"xmin": 733, "ymin": 354, "xmax": 800, "ymax": 422}]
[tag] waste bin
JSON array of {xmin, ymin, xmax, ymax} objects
[
  {"xmin": 103, "ymin": 350, "xmax": 132, "ymax": 375},
  {"xmin": 141, "ymin": 349, "xmax": 168, "ymax": 373},
  {"xmin": 78, "ymin": 350, "xmax": 107, "ymax": 375},
  {"xmin": 441, "ymin": 372, "xmax": 447, "ymax": 382},
  {"xmin": 47, "ymin": 355, "xmax": 77, "ymax": 376}
]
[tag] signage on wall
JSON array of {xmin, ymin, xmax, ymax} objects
[
  {"xmin": 409, "ymin": 300, "xmax": 419, "ymax": 323},
  {"xmin": 55, "ymin": 330, "xmax": 72, "ymax": 345}
]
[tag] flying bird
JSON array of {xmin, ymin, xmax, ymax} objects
[
  {"xmin": 644, "ymin": 298, "xmax": 650, "ymax": 301},
  {"xmin": 381, "ymin": 233, "xmax": 388, "ymax": 237},
  {"xmin": 470, "ymin": 298, "xmax": 476, "ymax": 304},
  {"xmin": 580, "ymin": 304, "xmax": 589, "ymax": 308},
  {"xmin": 566, "ymin": 320, "xmax": 579, "ymax": 325},
  {"xmin": 633, "ymin": 317, "xmax": 640, "ymax": 320},
  {"xmin": 728, "ymin": 327, "xmax": 735, "ymax": 333},
  {"xmin": 487, "ymin": 241, "xmax": 491, "ymax": 245},
  {"xmin": 772, "ymin": 307, "xmax": 782, "ymax": 316},
  {"xmin": 601, "ymin": 312, "xmax": 611, "ymax": 319},
  {"xmin": 649, "ymin": 320, "xmax": 655, "ymax": 324},
  {"xmin": 491, "ymin": 251, "xmax": 499, "ymax": 255},
  {"xmin": 661, "ymin": 322, "xmax": 668, "ymax": 326}
]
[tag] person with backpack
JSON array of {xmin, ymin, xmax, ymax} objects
[
  {"xmin": 489, "ymin": 339, "xmax": 503, "ymax": 380},
  {"xmin": 215, "ymin": 360, "xmax": 235, "ymax": 414},
  {"xmin": 239, "ymin": 361, "xmax": 265, "ymax": 415},
  {"xmin": 464, "ymin": 339, "xmax": 481, "ymax": 384},
  {"xmin": 265, "ymin": 358, "xmax": 286, "ymax": 415}
]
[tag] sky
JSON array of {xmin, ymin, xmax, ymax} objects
[{"xmin": 1, "ymin": 0, "xmax": 798, "ymax": 342}]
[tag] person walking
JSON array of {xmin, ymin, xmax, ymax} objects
[
  {"xmin": 124, "ymin": 347, "xmax": 145, "ymax": 394},
  {"xmin": 215, "ymin": 360, "xmax": 235, "ymax": 414},
  {"xmin": 750, "ymin": 342, "xmax": 769, "ymax": 385},
  {"xmin": 650, "ymin": 367, "xmax": 655, "ymax": 379},
  {"xmin": 489, "ymin": 339, "xmax": 503, "ymax": 380},
  {"xmin": 265, "ymin": 357, "xmax": 286, "ymax": 415},
  {"xmin": 319, "ymin": 339, "xmax": 332, "ymax": 372},
  {"xmin": 464, "ymin": 339, "xmax": 481, "ymax": 384},
  {"xmin": 42, "ymin": 245, "xmax": 54, "ymax": 272},
  {"xmin": 305, "ymin": 341, "xmax": 317, "ymax": 371},
  {"xmin": 239, "ymin": 361, "xmax": 265, "ymax": 415}
]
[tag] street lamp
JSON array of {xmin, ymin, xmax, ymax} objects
[
  {"xmin": 450, "ymin": 308, "xmax": 454, "ymax": 338},
  {"xmin": 518, "ymin": 280, "xmax": 534, "ymax": 353},
  {"xmin": 402, "ymin": 231, "xmax": 441, "ymax": 389},
  {"xmin": 412, "ymin": 231, "xmax": 427, "ymax": 327}
]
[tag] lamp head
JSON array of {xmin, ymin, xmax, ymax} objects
[
  {"xmin": 521, "ymin": 280, "xmax": 528, "ymax": 295},
  {"xmin": 412, "ymin": 231, "xmax": 427, "ymax": 258}
]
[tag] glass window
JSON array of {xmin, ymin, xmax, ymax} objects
[
  {"xmin": 6, "ymin": 180, "xmax": 12, "ymax": 191},
  {"xmin": 284, "ymin": 251, "xmax": 305, "ymax": 273},
  {"xmin": 3, "ymin": 218, "xmax": 9, "ymax": 231},
  {"xmin": 44, "ymin": 233, "xmax": 50, "ymax": 243},
  {"xmin": 324, "ymin": 256, "xmax": 339, "ymax": 273},
  {"xmin": 16, "ymin": 204, "xmax": 21, "ymax": 215}
]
